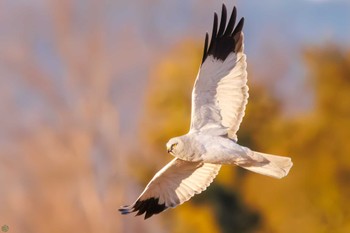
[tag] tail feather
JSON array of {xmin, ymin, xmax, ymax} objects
[{"xmin": 236, "ymin": 151, "xmax": 293, "ymax": 179}]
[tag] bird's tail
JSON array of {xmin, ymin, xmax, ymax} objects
[{"xmin": 236, "ymin": 151, "xmax": 293, "ymax": 179}]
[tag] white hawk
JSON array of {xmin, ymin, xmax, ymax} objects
[{"xmin": 119, "ymin": 4, "xmax": 293, "ymax": 219}]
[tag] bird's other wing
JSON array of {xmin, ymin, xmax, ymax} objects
[
  {"xmin": 190, "ymin": 4, "xmax": 248, "ymax": 141},
  {"xmin": 119, "ymin": 158, "xmax": 221, "ymax": 219}
]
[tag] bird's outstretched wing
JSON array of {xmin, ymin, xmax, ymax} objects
[
  {"xmin": 119, "ymin": 158, "xmax": 221, "ymax": 219},
  {"xmin": 190, "ymin": 4, "xmax": 248, "ymax": 141}
]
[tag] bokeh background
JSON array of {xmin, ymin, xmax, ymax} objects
[{"xmin": 1, "ymin": 0, "xmax": 350, "ymax": 232}]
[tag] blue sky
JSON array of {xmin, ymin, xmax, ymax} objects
[{"xmin": 1, "ymin": 0, "xmax": 349, "ymax": 141}]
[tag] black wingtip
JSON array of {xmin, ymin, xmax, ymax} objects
[
  {"xmin": 119, "ymin": 198, "xmax": 167, "ymax": 220},
  {"xmin": 118, "ymin": 205, "xmax": 134, "ymax": 215},
  {"xmin": 217, "ymin": 4, "xmax": 227, "ymax": 36},
  {"xmin": 201, "ymin": 33, "xmax": 209, "ymax": 63},
  {"xmin": 233, "ymin": 17, "xmax": 244, "ymax": 36},
  {"xmin": 212, "ymin": 12, "xmax": 218, "ymax": 38},
  {"xmin": 201, "ymin": 4, "xmax": 244, "ymax": 64},
  {"xmin": 224, "ymin": 6, "xmax": 236, "ymax": 36}
]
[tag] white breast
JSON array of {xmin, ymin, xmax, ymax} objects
[{"xmin": 195, "ymin": 134, "xmax": 246, "ymax": 164}]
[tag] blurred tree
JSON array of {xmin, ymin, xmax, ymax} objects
[
  {"xmin": 0, "ymin": 1, "xmax": 124, "ymax": 233},
  {"xmin": 242, "ymin": 45, "xmax": 350, "ymax": 233}
]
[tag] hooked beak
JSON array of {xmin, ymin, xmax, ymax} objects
[{"xmin": 167, "ymin": 145, "xmax": 173, "ymax": 154}]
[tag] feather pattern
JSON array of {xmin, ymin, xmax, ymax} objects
[
  {"xmin": 119, "ymin": 158, "xmax": 221, "ymax": 219},
  {"xmin": 191, "ymin": 5, "xmax": 248, "ymax": 141}
]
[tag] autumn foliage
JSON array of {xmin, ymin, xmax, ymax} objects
[{"xmin": 1, "ymin": 2, "xmax": 350, "ymax": 233}]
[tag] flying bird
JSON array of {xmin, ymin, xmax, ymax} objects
[{"xmin": 119, "ymin": 4, "xmax": 293, "ymax": 219}]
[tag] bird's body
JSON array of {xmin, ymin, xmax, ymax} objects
[
  {"xmin": 168, "ymin": 132, "xmax": 291, "ymax": 178},
  {"xmin": 170, "ymin": 133, "xmax": 248, "ymax": 164},
  {"xmin": 119, "ymin": 4, "xmax": 293, "ymax": 219},
  {"xmin": 194, "ymin": 133, "xmax": 246, "ymax": 164}
]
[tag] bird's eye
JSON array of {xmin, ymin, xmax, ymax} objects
[{"xmin": 171, "ymin": 143, "xmax": 178, "ymax": 150}]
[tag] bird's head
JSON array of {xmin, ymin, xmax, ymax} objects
[
  {"xmin": 166, "ymin": 135, "xmax": 202, "ymax": 162},
  {"xmin": 166, "ymin": 137, "xmax": 184, "ymax": 157}
]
